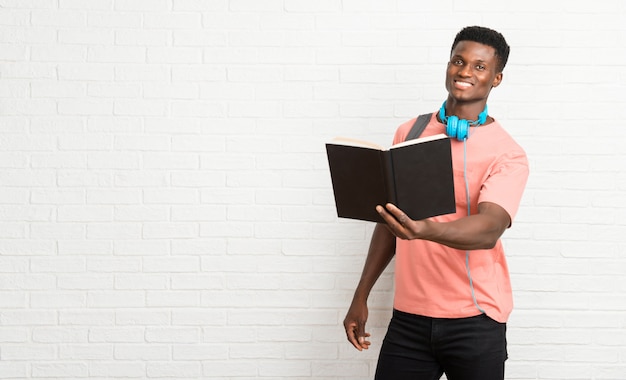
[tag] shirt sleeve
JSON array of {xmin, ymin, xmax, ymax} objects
[{"xmin": 478, "ymin": 148, "xmax": 529, "ymax": 224}]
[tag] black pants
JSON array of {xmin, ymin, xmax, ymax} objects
[{"xmin": 375, "ymin": 310, "xmax": 508, "ymax": 380}]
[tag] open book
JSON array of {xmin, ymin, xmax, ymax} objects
[{"xmin": 325, "ymin": 133, "xmax": 456, "ymax": 223}]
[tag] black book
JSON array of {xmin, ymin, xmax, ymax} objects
[{"xmin": 325, "ymin": 133, "xmax": 456, "ymax": 223}]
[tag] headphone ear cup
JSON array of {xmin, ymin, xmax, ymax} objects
[
  {"xmin": 446, "ymin": 116, "xmax": 470, "ymax": 141},
  {"xmin": 457, "ymin": 118, "xmax": 469, "ymax": 141},
  {"xmin": 446, "ymin": 116, "xmax": 459, "ymax": 140}
]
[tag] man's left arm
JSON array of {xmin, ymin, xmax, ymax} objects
[{"xmin": 376, "ymin": 201, "xmax": 510, "ymax": 250}]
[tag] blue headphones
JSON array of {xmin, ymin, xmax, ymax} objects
[{"xmin": 439, "ymin": 101, "xmax": 488, "ymax": 141}]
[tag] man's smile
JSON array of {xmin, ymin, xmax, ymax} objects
[{"xmin": 453, "ymin": 80, "xmax": 473, "ymax": 89}]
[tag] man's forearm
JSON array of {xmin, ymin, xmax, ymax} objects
[
  {"xmin": 377, "ymin": 202, "xmax": 511, "ymax": 251},
  {"xmin": 353, "ymin": 223, "xmax": 396, "ymax": 301}
]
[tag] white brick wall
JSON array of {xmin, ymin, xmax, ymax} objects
[{"xmin": 0, "ymin": 0, "xmax": 624, "ymax": 379}]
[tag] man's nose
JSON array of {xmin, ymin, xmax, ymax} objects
[{"xmin": 459, "ymin": 64, "xmax": 472, "ymax": 76}]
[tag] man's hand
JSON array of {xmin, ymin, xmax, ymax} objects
[
  {"xmin": 343, "ymin": 299, "xmax": 371, "ymax": 351},
  {"xmin": 376, "ymin": 203, "xmax": 426, "ymax": 240}
]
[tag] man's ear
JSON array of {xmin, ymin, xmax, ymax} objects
[{"xmin": 492, "ymin": 72, "xmax": 503, "ymax": 88}]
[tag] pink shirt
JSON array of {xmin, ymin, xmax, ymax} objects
[{"xmin": 391, "ymin": 113, "xmax": 529, "ymax": 323}]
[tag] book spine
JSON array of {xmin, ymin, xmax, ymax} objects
[{"xmin": 381, "ymin": 150, "xmax": 397, "ymax": 206}]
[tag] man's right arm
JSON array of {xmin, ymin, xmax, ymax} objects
[{"xmin": 343, "ymin": 223, "xmax": 396, "ymax": 351}]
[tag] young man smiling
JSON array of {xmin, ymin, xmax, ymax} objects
[{"xmin": 343, "ymin": 26, "xmax": 529, "ymax": 380}]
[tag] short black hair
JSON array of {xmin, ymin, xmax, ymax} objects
[{"xmin": 451, "ymin": 26, "xmax": 510, "ymax": 73}]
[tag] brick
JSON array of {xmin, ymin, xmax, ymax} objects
[
  {"xmin": 86, "ymin": 223, "xmax": 141, "ymax": 239},
  {"xmin": 173, "ymin": 0, "xmax": 225, "ymax": 11},
  {"xmin": 172, "ymin": 238, "xmax": 227, "ymax": 255},
  {"xmin": 31, "ymin": 154, "xmax": 88, "ymax": 169},
  {"xmin": 87, "ymin": 11, "xmax": 142, "ymax": 27},
  {"xmin": 171, "ymin": 309, "xmax": 226, "ymax": 325},
  {"xmin": 147, "ymin": 47, "xmax": 203, "ymax": 64},
  {"xmin": 31, "ymin": 81, "xmax": 86, "ymax": 101},
  {"xmin": 145, "ymin": 327, "xmax": 200, "ymax": 343},
  {"xmin": 30, "ymin": 223, "xmax": 85, "ymax": 240},
  {"xmin": 114, "ymin": 344, "xmax": 170, "ymax": 360},
  {"xmin": 31, "ymin": 10, "xmax": 86, "ymax": 27},
  {"xmin": 0, "ymin": 310, "xmax": 57, "ymax": 326},
  {"xmin": 144, "ymin": 13, "xmax": 202, "ymax": 29},
  {"xmin": 146, "ymin": 362, "xmax": 202, "ymax": 378},
  {"xmin": 172, "ymin": 274, "xmax": 224, "ymax": 290},
  {"xmin": 113, "ymin": 240, "xmax": 169, "ymax": 256},
  {"xmin": 0, "ymin": 291, "xmax": 27, "ymax": 308},
  {"xmin": 202, "ymin": 361, "xmax": 257, "ymax": 377},
  {"xmin": 87, "ymin": 362, "xmax": 145, "ymax": 378},
  {"xmin": 142, "ymin": 83, "xmax": 199, "ymax": 99},
  {"xmin": 0, "ymin": 62, "xmax": 56, "ymax": 79},
  {"xmin": 59, "ymin": 344, "xmax": 113, "ymax": 360},
  {"xmin": 171, "ymin": 205, "xmax": 226, "ymax": 222},
  {"xmin": 115, "ymin": 310, "xmax": 170, "ymax": 326},
  {"xmin": 114, "ymin": 99, "xmax": 168, "ymax": 116},
  {"xmin": 59, "ymin": 310, "xmax": 115, "ymax": 326},
  {"xmin": 31, "ymin": 363, "xmax": 88, "ymax": 378},
  {"xmin": 0, "ymin": 328, "xmax": 28, "ymax": 342},
  {"xmin": 171, "ymin": 100, "xmax": 225, "ymax": 117},
  {"xmin": 87, "ymin": 153, "xmax": 141, "ymax": 169},
  {"xmin": 172, "ymin": 136, "xmax": 225, "ymax": 152},
  {"xmin": 143, "ymin": 188, "xmax": 199, "ymax": 204},
  {"xmin": 87, "ymin": 291, "xmax": 145, "ymax": 308},
  {"xmin": 172, "ymin": 344, "xmax": 227, "ymax": 360},
  {"xmin": 172, "ymin": 65, "xmax": 226, "ymax": 82},
  {"xmin": 115, "ymin": 29, "xmax": 168, "ymax": 46},
  {"xmin": 229, "ymin": 0, "xmax": 282, "ymax": 11},
  {"xmin": 58, "ymin": 63, "xmax": 114, "ymax": 81},
  {"xmin": 57, "ymin": 275, "xmax": 113, "ymax": 290},
  {"xmin": 0, "ymin": 222, "xmax": 26, "ymax": 238},
  {"xmin": 31, "ymin": 327, "xmax": 88, "ymax": 343},
  {"xmin": 114, "ymin": 173, "xmax": 169, "ymax": 188},
  {"xmin": 86, "ymin": 258, "xmax": 141, "ymax": 273},
  {"xmin": 59, "ymin": 28, "xmax": 113, "ymax": 44},
  {"xmin": 30, "ymin": 291, "xmax": 86, "ymax": 308},
  {"xmin": 114, "ymin": 64, "xmax": 169, "ymax": 81},
  {"xmin": 88, "ymin": 45, "xmax": 146, "ymax": 63},
  {"xmin": 114, "ymin": 0, "xmax": 169, "ymax": 11},
  {"xmin": 173, "ymin": 30, "xmax": 226, "ymax": 47},
  {"xmin": 0, "ymin": 240, "xmax": 56, "ymax": 255},
  {"xmin": 142, "ymin": 153, "xmax": 199, "ymax": 170},
  {"xmin": 86, "ymin": 189, "xmax": 141, "ymax": 205},
  {"xmin": 31, "ymin": 44, "xmax": 87, "ymax": 62},
  {"xmin": 142, "ymin": 222, "xmax": 199, "ymax": 239},
  {"xmin": 2, "ymin": 345, "xmax": 57, "ymax": 360},
  {"xmin": 88, "ymin": 327, "xmax": 145, "ymax": 343},
  {"xmin": 142, "ymin": 257, "xmax": 200, "ymax": 273},
  {"xmin": 259, "ymin": 361, "xmax": 311, "ymax": 377},
  {"xmin": 30, "ymin": 257, "xmax": 86, "ymax": 272},
  {"xmin": 115, "ymin": 274, "xmax": 168, "ymax": 290},
  {"xmin": 57, "ymin": 206, "xmax": 113, "ymax": 222}
]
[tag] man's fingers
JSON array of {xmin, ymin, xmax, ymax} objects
[
  {"xmin": 345, "ymin": 322, "xmax": 362, "ymax": 350},
  {"xmin": 358, "ymin": 332, "xmax": 371, "ymax": 349},
  {"xmin": 345, "ymin": 321, "xmax": 371, "ymax": 351},
  {"xmin": 385, "ymin": 203, "xmax": 408, "ymax": 223},
  {"xmin": 377, "ymin": 204, "xmax": 411, "ymax": 238}
]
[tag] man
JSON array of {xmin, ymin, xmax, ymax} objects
[{"xmin": 343, "ymin": 26, "xmax": 529, "ymax": 380}]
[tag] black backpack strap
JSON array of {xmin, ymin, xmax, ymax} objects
[{"xmin": 405, "ymin": 113, "xmax": 432, "ymax": 141}]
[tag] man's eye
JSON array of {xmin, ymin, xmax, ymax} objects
[
  {"xmin": 453, "ymin": 60, "xmax": 463, "ymax": 65},
  {"xmin": 476, "ymin": 65, "xmax": 485, "ymax": 70}
]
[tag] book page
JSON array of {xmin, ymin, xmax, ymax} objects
[
  {"xmin": 390, "ymin": 133, "xmax": 448, "ymax": 149},
  {"xmin": 329, "ymin": 137, "xmax": 385, "ymax": 150}
]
